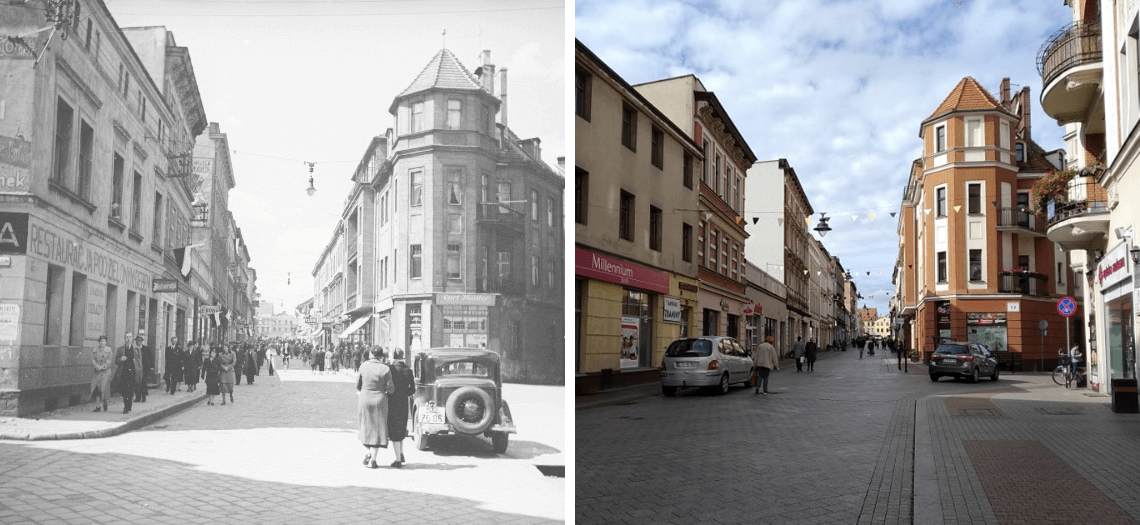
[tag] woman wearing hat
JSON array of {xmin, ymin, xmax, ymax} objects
[
  {"xmin": 218, "ymin": 344, "xmax": 236, "ymax": 404},
  {"xmin": 387, "ymin": 348, "xmax": 415, "ymax": 468},
  {"xmin": 89, "ymin": 335, "xmax": 115, "ymax": 412},
  {"xmin": 356, "ymin": 345, "xmax": 395, "ymax": 468}
]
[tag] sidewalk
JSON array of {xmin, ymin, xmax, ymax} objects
[{"xmin": 0, "ymin": 383, "xmax": 206, "ymax": 441}]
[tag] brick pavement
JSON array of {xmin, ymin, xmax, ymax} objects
[
  {"xmin": 577, "ymin": 346, "xmax": 1140, "ymax": 524},
  {"xmin": 0, "ymin": 360, "xmax": 565, "ymax": 523}
]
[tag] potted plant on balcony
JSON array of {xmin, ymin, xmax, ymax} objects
[{"xmin": 1030, "ymin": 163, "xmax": 1105, "ymax": 214}]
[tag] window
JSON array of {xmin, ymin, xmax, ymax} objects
[
  {"xmin": 447, "ymin": 168, "xmax": 462, "ymax": 205},
  {"xmin": 937, "ymin": 251, "xmax": 947, "ymax": 283},
  {"xmin": 411, "ymin": 101, "xmax": 424, "ymax": 132},
  {"xmin": 497, "ymin": 181, "xmax": 511, "ymax": 215},
  {"xmin": 44, "ymin": 265, "xmax": 65, "ymax": 345},
  {"xmin": 619, "ymin": 190, "xmax": 634, "ymax": 241},
  {"xmin": 727, "ymin": 314, "xmax": 739, "ymax": 340},
  {"xmin": 547, "ymin": 196, "xmax": 555, "ymax": 227},
  {"xmin": 969, "ymin": 249, "xmax": 982, "ymax": 282},
  {"xmin": 1015, "ymin": 142, "xmax": 1024, "ymax": 162},
  {"xmin": 111, "ymin": 153, "xmax": 124, "ymax": 219},
  {"xmin": 936, "ymin": 186, "xmax": 947, "ymax": 217},
  {"xmin": 651, "ymin": 125, "xmax": 664, "ymax": 169},
  {"xmin": 575, "ymin": 168, "xmax": 588, "ymax": 224},
  {"xmin": 410, "ymin": 244, "xmax": 422, "ymax": 278},
  {"xmin": 547, "ymin": 260, "xmax": 555, "ymax": 288},
  {"xmin": 52, "ymin": 97, "xmax": 74, "ymax": 185},
  {"xmin": 621, "ymin": 102, "xmax": 637, "ymax": 151},
  {"xmin": 682, "ymin": 223, "xmax": 693, "ymax": 262},
  {"xmin": 530, "ymin": 189, "xmax": 539, "ymax": 221},
  {"xmin": 152, "ymin": 192, "xmax": 163, "ymax": 245},
  {"xmin": 497, "ymin": 251, "xmax": 511, "ymax": 282},
  {"xmin": 698, "ymin": 222, "xmax": 705, "ymax": 266},
  {"xmin": 447, "ymin": 99, "xmax": 461, "ymax": 130},
  {"xmin": 131, "ymin": 171, "xmax": 143, "ymax": 232},
  {"xmin": 715, "ymin": 153, "xmax": 723, "ymax": 196},
  {"xmin": 482, "ymin": 104, "xmax": 492, "ymax": 132},
  {"xmin": 710, "ymin": 230, "xmax": 718, "ymax": 271},
  {"xmin": 69, "ymin": 272, "xmax": 87, "ymax": 347},
  {"xmin": 84, "ymin": 19, "xmax": 92, "ymax": 50},
  {"xmin": 967, "ymin": 183, "xmax": 981, "ymax": 214},
  {"xmin": 447, "ymin": 243, "xmax": 461, "ymax": 279},
  {"xmin": 703, "ymin": 141, "xmax": 712, "ymax": 186},
  {"xmin": 575, "ymin": 69, "xmax": 591, "ymax": 120},
  {"xmin": 735, "ymin": 175, "xmax": 742, "ymax": 211},
  {"xmin": 410, "ymin": 169, "xmax": 423, "ymax": 206},
  {"xmin": 723, "ymin": 165, "xmax": 730, "ymax": 202},
  {"xmin": 731, "ymin": 244, "xmax": 739, "ymax": 280},
  {"xmin": 683, "ymin": 152, "xmax": 693, "ymax": 189},
  {"xmin": 531, "ymin": 255, "xmax": 539, "ymax": 286},
  {"xmin": 966, "ymin": 117, "xmax": 983, "ymax": 147},
  {"xmin": 935, "ymin": 124, "xmax": 946, "ymax": 152},
  {"xmin": 77, "ymin": 120, "xmax": 93, "ymax": 199},
  {"xmin": 649, "ymin": 206, "xmax": 662, "ymax": 251},
  {"xmin": 703, "ymin": 308, "xmax": 719, "ymax": 336},
  {"xmin": 721, "ymin": 238, "xmax": 728, "ymax": 275},
  {"xmin": 138, "ymin": 91, "xmax": 147, "ymax": 121}
]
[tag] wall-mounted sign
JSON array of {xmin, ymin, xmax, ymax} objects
[
  {"xmin": 152, "ymin": 278, "xmax": 179, "ymax": 293},
  {"xmin": 0, "ymin": 212, "xmax": 28, "ymax": 255},
  {"xmin": 1097, "ymin": 241, "xmax": 1131, "ymax": 289},
  {"xmin": 662, "ymin": 296, "xmax": 681, "ymax": 323},
  {"xmin": 199, "ymin": 305, "xmax": 222, "ymax": 315},
  {"xmin": 575, "ymin": 248, "xmax": 669, "ymax": 294},
  {"xmin": 436, "ymin": 293, "xmax": 496, "ymax": 306}
]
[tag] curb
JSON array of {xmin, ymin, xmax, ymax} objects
[{"xmin": 0, "ymin": 390, "xmax": 207, "ymax": 441}]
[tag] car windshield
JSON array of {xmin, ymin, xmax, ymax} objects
[
  {"xmin": 935, "ymin": 344, "xmax": 969, "ymax": 355},
  {"xmin": 437, "ymin": 360, "xmax": 491, "ymax": 378},
  {"xmin": 665, "ymin": 339, "xmax": 712, "ymax": 357}
]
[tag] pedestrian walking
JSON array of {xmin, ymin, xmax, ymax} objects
[
  {"xmin": 165, "ymin": 337, "xmax": 183, "ymax": 395},
  {"xmin": 806, "ymin": 339, "xmax": 818, "ymax": 372},
  {"xmin": 256, "ymin": 345, "xmax": 266, "ymax": 376},
  {"xmin": 387, "ymin": 349, "xmax": 415, "ymax": 468},
  {"xmin": 114, "ymin": 333, "xmax": 142, "ymax": 414},
  {"xmin": 357, "ymin": 346, "xmax": 395, "ymax": 469},
  {"xmin": 234, "ymin": 344, "xmax": 247, "ymax": 385},
  {"xmin": 203, "ymin": 347, "xmax": 221, "ymax": 405},
  {"xmin": 89, "ymin": 335, "xmax": 114, "ymax": 412},
  {"xmin": 792, "ymin": 336, "xmax": 806, "ymax": 372},
  {"xmin": 218, "ymin": 345, "xmax": 236, "ymax": 404},
  {"xmin": 266, "ymin": 345, "xmax": 277, "ymax": 376},
  {"xmin": 243, "ymin": 349, "xmax": 257, "ymax": 385},
  {"xmin": 352, "ymin": 343, "xmax": 363, "ymax": 372},
  {"xmin": 751, "ymin": 336, "xmax": 780, "ymax": 395},
  {"xmin": 135, "ymin": 334, "xmax": 152, "ymax": 403},
  {"xmin": 184, "ymin": 342, "xmax": 202, "ymax": 393}
]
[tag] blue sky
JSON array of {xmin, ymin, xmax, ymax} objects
[{"xmin": 576, "ymin": 0, "xmax": 1073, "ymax": 317}]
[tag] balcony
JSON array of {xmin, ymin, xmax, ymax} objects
[
  {"xmin": 994, "ymin": 207, "xmax": 1045, "ymax": 237},
  {"xmin": 997, "ymin": 271, "xmax": 1049, "ymax": 297},
  {"xmin": 1045, "ymin": 176, "xmax": 1109, "ymax": 251},
  {"xmin": 476, "ymin": 202, "xmax": 525, "ymax": 233},
  {"xmin": 1038, "ymin": 19, "xmax": 1103, "ymax": 126}
]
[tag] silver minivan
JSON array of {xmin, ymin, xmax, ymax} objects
[{"xmin": 660, "ymin": 336, "xmax": 752, "ymax": 396}]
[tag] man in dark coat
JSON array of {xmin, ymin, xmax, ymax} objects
[
  {"xmin": 165, "ymin": 337, "xmax": 183, "ymax": 394},
  {"xmin": 805, "ymin": 339, "xmax": 818, "ymax": 372},
  {"xmin": 256, "ymin": 345, "xmax": 267, "ymax": 375},
  {"xmin": 136, "ymin": 334, "xmax": 152, "ymax": 402},
  {"xmin": 115, "ymin": 332, "xmax": 141, "ymax": 414},
  {"xmin": 235, "ymin": 344, "xmax": 247, "ymax": 385}
]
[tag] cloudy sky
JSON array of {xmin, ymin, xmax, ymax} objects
[
  {"xmin": 576, "ymin": 0, "xmax": 1073, "ymax": 316},
  {"xmin": 107, "ymin": 0, "xmax": 565, "ymax": 315}
]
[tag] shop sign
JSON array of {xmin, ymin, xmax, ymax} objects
[
  {"xmin": 0, "ymin": 212, "xmax": 28, "ymax": 255},
  {"xmin": 436, "ymin": 293, "xmax": 496, "ymax": 306},
  {"xmin": 152, "ymin": 278, "xmax": 179, "ymax": 293},
  {"xmin": 575, "ymin": 248, "xmax": 669, "ymax": 294},
  {"xmin": 1097, "ymin": 242, "xmax": 1130, "ymax": 289},
  {"xmin": 0, "ymin": 135, "xmax": 31, "ymax": 192},
  {"xmin": 199, "ymin": 305, "xmax": 222, "ymax": 315},
  {"xmin": 25, "ymin": 219, "xmax": 150, "ymax": 291},
  {"xmin": 0, "ymin": 304, "xmax": 19, "ymax": 344},
  {"xmin": 662, "ymin": 296, "xmax": 681, "ymax": 323}
]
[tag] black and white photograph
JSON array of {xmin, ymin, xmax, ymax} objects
[{"xmin": 0, "ymin": 0, "xmax": 565, "ymax": 523}]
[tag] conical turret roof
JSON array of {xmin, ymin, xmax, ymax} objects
[
  {"xmin": 925, "ymin": 77, "xmax": 1004, "ymax": 121},
  {"xmin": 394, "ymin": 48, "xmax": 484, "ymax": 100}
]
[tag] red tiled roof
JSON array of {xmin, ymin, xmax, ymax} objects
[{"xmin": 926, "ymin": 77, "xmax": 1002, "ymax": 120}]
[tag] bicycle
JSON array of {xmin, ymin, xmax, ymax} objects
[{"xmin": 1052, "ymin": 351, "xmax": 1085, "ymax": 388}]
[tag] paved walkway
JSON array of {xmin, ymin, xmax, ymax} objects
[{"xmin": 576, "ymin": 345, "xmax": 1140, "ymax": 524}]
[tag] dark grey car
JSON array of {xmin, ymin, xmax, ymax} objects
[{"xmin": 929, "ymin": 342, "xmax": 999, "ymax": 382}]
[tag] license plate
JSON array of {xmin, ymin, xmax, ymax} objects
[
  {"xmin": 419, "ymin": 407, "xmax": 445, "ymax": 425},
  {"xmin": 674, "ymin": 362, "xmax": 697, "ymax": 368},
  {"xmin": 940, "ymin": 358, "xmax": 956, "ymax": 364}
]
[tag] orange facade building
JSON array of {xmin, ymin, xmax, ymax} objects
[{"xmin": 895, "ymin": 78, "xmax": 1082, "ymax": 369}]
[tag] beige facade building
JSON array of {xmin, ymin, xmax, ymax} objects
[{"xmin": 574, "ymin": 40, "xmax": 703, "ymax": 391}]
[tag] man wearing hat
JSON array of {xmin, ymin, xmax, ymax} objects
[
  {"xmin": 134, "ymin": 333, "xmax": 153, "ymax": 403},
  {"xmin": 115, "ymin": 332, "xmax": 142, "ymax": 413}
]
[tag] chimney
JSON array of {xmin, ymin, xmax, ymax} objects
[
  {"xmin": 499, "ymin": 67, "xmax": 508, "ymax": 133},
  {"xmin": 1000, "ymin": 77, "xmax": 1010, "ymax": 106},
  {"xmin": 557, "ymin": 156, "xmax": 565, "ymax": 171},
  {"xmin": 1019, "ymin": 86, "xmax": 1031, "ymax": 143},
  {"xmin": 477, "ymin": 50, "xmax": 495, "ymax": 94}
]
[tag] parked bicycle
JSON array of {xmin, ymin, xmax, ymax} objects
[{"xmin": 1052, "ymin": 349, "xmax": 1084, "ymax": 388}]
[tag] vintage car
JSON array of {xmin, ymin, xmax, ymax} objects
[{"xmin": 410, "ymin": 348, "xmax": 516, "ymax": 453}]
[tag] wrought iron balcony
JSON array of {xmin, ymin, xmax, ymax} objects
[
  {"xmin": 1046, "ymin": 176, "xmax": 1109, "ymax": 227},
  {"xmin": 1037, "ymin": 19, "xmax": 1102, "ymax": 88},
  {"xmin": 997, "ymin": 271, "xmax": 1049, "ymax": 297},
  {"xmin": 995, "ymin": 207, "xmax": 1044, "ymax": 236}
]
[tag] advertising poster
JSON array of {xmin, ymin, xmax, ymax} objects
[
  {"xmin": 0, "ymin": 304, "xmax": 19, "ymax": 344},
  {"xmin": 967, "ymin": 313, "xmax": 1008, "ymax": 352},
  {"xmin": 620, "ymin": 316, "xmax": 639, "ymax": 369}
]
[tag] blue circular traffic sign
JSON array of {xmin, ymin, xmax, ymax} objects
[{"xmin": 1058, "ymin": 296, "xmax": 1077, "ymax": 317}]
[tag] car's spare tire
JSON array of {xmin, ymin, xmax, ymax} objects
[{"xmin": 446, "ymin": 386, "xmax": 495, "ymax": 435}]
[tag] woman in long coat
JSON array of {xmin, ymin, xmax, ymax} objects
[
  {"xmin": 202, "ymin": 347, "xmax": 220, "ymax": 405},
  {"xmin": 89, "ymin": 335, "xmax": 115, "ymax": 412},
  {"xmin": 387, "ymin": 349, "xmax": 415, "ymax": 468},
  {"xmin": 357, "ymin": 346, "xmax": 394, "ymax": 469},
  {"xmin": 217, "ymin": 345, "xmax": 236, "ymax": 405},
  {"xmin": 184, "ymin": 342, "xmax": 202, "ymax": 393},
  {"xmin": 243, "ymin": 349, "xmax": 257, "ymax": 385}
]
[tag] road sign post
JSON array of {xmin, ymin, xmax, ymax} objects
[{"xmin": 1059, "ymin": 296, "xmax": 1077, "ymax": 360}]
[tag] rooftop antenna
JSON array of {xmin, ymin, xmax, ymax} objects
[{"xmin": 442, "ymin": 28, "xmax": 446, "ymax": 49}]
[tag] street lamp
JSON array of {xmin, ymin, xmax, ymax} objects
[
  {"xmin": 814, "ymin": 213, "xmax": 832, "ymax": 237},
  {"xmin": 305, "ymin": 162, "xmax": 316, "ymax": 196}
]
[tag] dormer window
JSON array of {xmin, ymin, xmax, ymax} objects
[{"xmin": 1015, "ymin": 142, "xmax": 1024, "ymax": 162}]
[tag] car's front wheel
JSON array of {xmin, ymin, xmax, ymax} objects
[
  {"xmin": 990, "ymin": 366, "xmax": 999, "ymax": 381},
  {"xmin": 662, "ymin": 385, "xmax": 677, "ymax": 397},
  {"xmin": 491, "ymin": 432, "xmax": 509, "ymax": 454},
  {"xmin": 930, "ymin": 374, "xmax": 939, "ymax": 382}
]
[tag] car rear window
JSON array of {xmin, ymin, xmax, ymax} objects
[
  {"xmin": 934, "ymin": 344, "xmax": 969, "ymax": 355},
  {"xmin": 437, "ymin": 361, "xmax": 491, "ymax": 377},
  {"xmin": 665, "ymin": 339, "xmax": 712, "ymax": 357}
]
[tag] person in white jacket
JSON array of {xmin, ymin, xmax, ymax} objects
[{"xmin": 752, "ymin": 336, "xmax": 781, "ymax": 395}]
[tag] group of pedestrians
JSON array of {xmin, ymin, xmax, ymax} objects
[
  {"xmin": 789, "ymin": 336, "xmax": 819, "ymax": 372},
  {"xmin": 357, "ymin": 346, "xmax": 416, "ymax": 469},
  {"xmin": 88, "ymin": 332, "xmax": 154, "ymax": 414}
]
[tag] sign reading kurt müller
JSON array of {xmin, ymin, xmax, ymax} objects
[
  {"xmin": 436, "ymin": 293, "xmax": 497, "ymax": 306},
  {"xmin": 575, "ymin": 247, "xmax": 670, "ymax": 294}
]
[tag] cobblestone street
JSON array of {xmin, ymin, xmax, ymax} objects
[
  {"xmin": 0, "ymin": 362, "xmax": 565, "ymax": 524},
  {"xmin": 576, "ymin": 347, "xmax": 1140, "ymax": 524}
]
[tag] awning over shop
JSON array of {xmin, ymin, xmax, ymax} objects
[{"xmin": 338, "ymin": 316, "xmax": 370, "ymax": 339}]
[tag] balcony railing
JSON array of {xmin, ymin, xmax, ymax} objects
[
  {"xmin": 1046, "ymin": 176, "xmax": 1108, "ymax": 227},
  {"xmin": 995, "ymin": 207, "xmax": 1042, "ymax": 233},
  {"xmin": 1037, "ymin": 19, "xmax": 1102, "ymax": 88},
  {"xmin": 998, "ymin": 271, "xmax": 1049, "ymax": 297}
]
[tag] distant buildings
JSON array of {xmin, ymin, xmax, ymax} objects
[{"xmin": 0, "ymin": 2, "xmax": 256, "ymax": 416}]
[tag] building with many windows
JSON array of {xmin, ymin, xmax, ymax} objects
[{"xmin": 574, "ymin": 40, "xmax": 703, "ymax": 391}]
